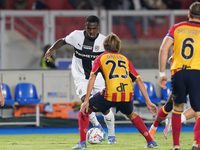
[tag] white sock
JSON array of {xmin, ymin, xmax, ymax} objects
[
  {"xmin": 103, "ymin": 109, "xmax": 115, "ymax": 136},
  {"xmin": 151, "ymin": 124, "xmax": 157, "ymax": 130},
  {"xmin": 89, "ymin": 112, "xmax": 99, "ymax": 127},
  {"xmin": 181, "ymin": 113, "xmax": 186, "ymax": 123}
]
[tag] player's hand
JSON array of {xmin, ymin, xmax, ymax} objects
[
  {"xmin": 80, "ymin": 101, "xmax": 89, "ymax": 115},
  {"xmin": 146, "ymin": 102, "xmax": 157, "ymax": 115},
  {"xmin": 159, "ymin": 76, "xmax": 167, "ymax": 89},
  {"xmin": 45, "ymin": 49, "xmax": 53, "ymax": 62},
  {"xmin": 0, "ymin": 95, "xmax": 5, "ymax": 107}
]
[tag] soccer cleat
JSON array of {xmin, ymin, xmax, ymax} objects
[
  {"xmin": 192, "ymin": 146, "xmax": 200, "ymax": 150},
  {"xmin": 108, "ymin": 136, "xmax": 116, "ymax": 144},
  {"xmin": 96, "ymin": 124, "xmax": 107, "ymax": 141},
  {"xmin": 163, "ymin": 118, "xmax": 171, "ymax": 139},
  {"xmin": 149, "ymin": 126, "xmax": 156, "ymax": 139},
  {"xmin": 144, "ymin": 140, "xmax": 158, "ymax": 148},
  {"xmin": 71, "ymin": 141, "xmax": 87, "ymax": 150},
  {"xmin": 173, "ymin": 146, "xmax": 181, "ymax": 150}
]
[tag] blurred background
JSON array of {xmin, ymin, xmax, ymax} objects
[{"xmin": 0, "ymin": 0, "xmax": 196, "ymax": 127}]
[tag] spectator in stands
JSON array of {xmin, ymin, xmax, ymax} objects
[
  {"xmin": 143, "ymin": 0, "xmax": 167, "ymax": 9},
  {"xmin": 143, "ymin": 0, "xmax": 167, "ymax": 25},
  {"xmin": 132, "ymin": 0, "xmax": 149, "ymax": 35},
  {"xmin": 162, "ymin": 0, "xmax": 182, "ymax": 9},
  {"xmin": 40, "ymin": 45, "xmax": 56, "ymax": 69},
  {"xmin": 63, "ymin": 0, "xmax": 74, "ymax": 10},
  {"xmin": 31, "ymin": 1, "xmax": 49, "ymax": 10},
  {"xmin": 103, "ymin": 0, "xmax": 140, "ymax": 42},
  {"xmin": 69, "ymin": 0, "xmax": 93, "ymax": 10},
  {"xmin": 13, "ymin": 0, "xmax": 28, "ymax": 9},
  {"xmin": 0, "ymin": 0, "xmax": 6, "ymax": 9},
  {"xmin": 89, "ymin": 0, "xmax": 104, "ymax": 10}
]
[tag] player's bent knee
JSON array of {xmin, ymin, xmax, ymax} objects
[{"xmin": 126, "ymin": 111, "xmax": 137, "ymax": 120}]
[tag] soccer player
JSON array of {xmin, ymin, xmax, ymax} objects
[
  {"xmin": 45, "ymin": 15, "xmax": 116, "ymax": 147},
  {"xmin": 0, "ymin": 84, "xmax": 5, "ymax": 107},
  {"xmin": 158, "ymin": 2, "xmax": 200, "ymax": 150},
  {"xmin": 77, "ymin": 33, "xmax": 158, "ymax": 149},
  {"xmin": 149, "ymin": 95, "xmax": 195, "ymax": 139},
  {"xmin": 149, "ymin": 56, "xmax": 196, "ymax": 140}
]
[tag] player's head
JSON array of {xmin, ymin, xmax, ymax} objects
[
  {"xmin": 85, "ymin": 15, "xmax": 100, "ymax": 40},
  {"xmin": 103, "ymin": 33, "xmax": 121, "ymax": 53},
  {"xmin": 189, "ymin": 2, "xmax": 200, "ymax": 20}
]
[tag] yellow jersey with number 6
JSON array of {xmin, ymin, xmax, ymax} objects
[{"xmin": 167, "ymin": 21, "xmax": 200, "ymax": 75}]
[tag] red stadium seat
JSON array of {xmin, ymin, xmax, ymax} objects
[
  {"xmin": 63, "ymin": 0, "xmax": 74, "ymax": 10},
  {"xmin": 46, "ymin": 0, "xmax": 63, "ymax": 10}
]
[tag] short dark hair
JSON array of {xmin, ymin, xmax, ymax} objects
[
  {"xmin": 103, "ymin": 32, "xmax": 121, "ymax": 53},
  {"xmin": 189, "ymin": 2, "xmax": 200, "ymax": 19},
  {"xmin": 85, "ymin": 15, "xmax": 100, "ymax": 24}
]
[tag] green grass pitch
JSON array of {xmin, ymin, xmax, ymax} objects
[{"xmin": 0, "ymin": 132, "xmax": 193, "ymax": 150}]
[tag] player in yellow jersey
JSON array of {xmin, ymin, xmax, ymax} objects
[
  {"xmin": 73, "ymin": 33, "xmax": 158, "ymax": 149},
  {"xmin": 149, "ymin": 56, "xmax": 196, "ymax": 140},
  {"xmin": 158, "ymin": 2, "xmax": 200, "ymax": 150}
]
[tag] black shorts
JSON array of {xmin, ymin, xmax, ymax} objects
[
  {"xmin": 171, "ymin": 70, "xmax": 200, "ymax": 111},
  {"xmin": 89, "ymin": 92, "xmax": 134, "ymax": 115}
]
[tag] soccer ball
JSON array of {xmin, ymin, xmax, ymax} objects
[{"xmin": 86, "ymin": 127, "xmax": 104, "ymax": 144}]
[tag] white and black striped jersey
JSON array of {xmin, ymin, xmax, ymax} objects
[{"xmin": 64, "ymin": 30, "xmax": 105, "ymax": 87}]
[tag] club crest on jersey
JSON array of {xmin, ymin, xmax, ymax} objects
[
  {"xmin": 95, "ymin": 45, "xmax": 100, "ymax": 51},
  {"xmin": 79, "ymin": 89, "xmax": 82, "ymax": 95}
]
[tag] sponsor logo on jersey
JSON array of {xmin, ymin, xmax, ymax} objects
[
  {"xmin": 116, "ymin": 83, "xmax": 128, "ymax": 92},
  {"xmin": 95, "ymin": 45, "xmax": 99, "ymax": 51},
  {"xmin": 83, "ymin": 45, "xmax": 92, "ymax": 50},
  {"xmin": 75, "ymin": 50, "xmax": 100, "ymax": 59}
]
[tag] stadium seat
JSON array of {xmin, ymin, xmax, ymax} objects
[
  {"xmin": 161, "ymin": 81, "xmax": 171, "ymax": 101},
  {"xmin": 15, "ymin": 83, "xmax": 41, "ymax": 105},
  {"xmin": 46, "ymin": 0, "xmax": 63, "ymax": 10},
  {"xmin": 14, "ymin": 83, "xmax": 40, "ymax": 126},
  {"xmin": 134, "ymin": 81, "xmax": 161, "ymax": 103},
  {"xmin": 1, "ymin": 83, "xmax": 15, "ymax": 105}
]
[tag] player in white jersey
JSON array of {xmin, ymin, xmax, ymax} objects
[
  {"xmin": 66, "ymin": 29, "xmax": 106, "ymax": 97},
  {"xmin": 45, "ymin": 15, "xmax": 116, "ymax": 149}
]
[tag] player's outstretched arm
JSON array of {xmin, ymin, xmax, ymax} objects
[
  {"xmin": 135, "ymin": 78, "xmax": 158, "ymax": 115},
  {"xmin": 158, "ymin": 36, "xmax": 173, "ymax": 89},
  {"xmin": 81, "ymin": 74, "xmax": 96, "ymax": 115},
  {"xmin": 45, "ymin": 39, "xmax": 66, "ymax": 62}
]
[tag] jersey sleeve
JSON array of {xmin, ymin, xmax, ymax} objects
[
  {"xmin": 91, "ymin": 55, "xmax": 102, "ymax": 76},
  {"xmin": 128, "ymin": 59, "xmax": 140, "ymax": 82},
  {"xmin": 168, "ymin": 26, "xmax": 175, "ymax": 40},
  {"xmin": 167, "ymin": 23, "xmax": 180, "ymax": 40},
  {"xmin": 63, "ymin": 30, "xmax": 76, "ymax": 46}
]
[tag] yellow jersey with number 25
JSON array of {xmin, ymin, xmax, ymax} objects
[{"xmin": 91, "ymin": 52, "xmax": 140, "ymax": 102}]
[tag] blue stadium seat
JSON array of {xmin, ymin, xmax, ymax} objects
[
  {"xmin": 161, "ymin": 81, "xmax": 171, "ymax": 101},
  {"xmin": 1, "ymin": 83, "xmax": 15, "ymax": 105},
  {"xmin": 15, "ymin": 83, "xmax": 41, "ymax": 105},
  {"xmin": 134, "ymin": 82, "xmax": 161, "ymax": 103}
]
